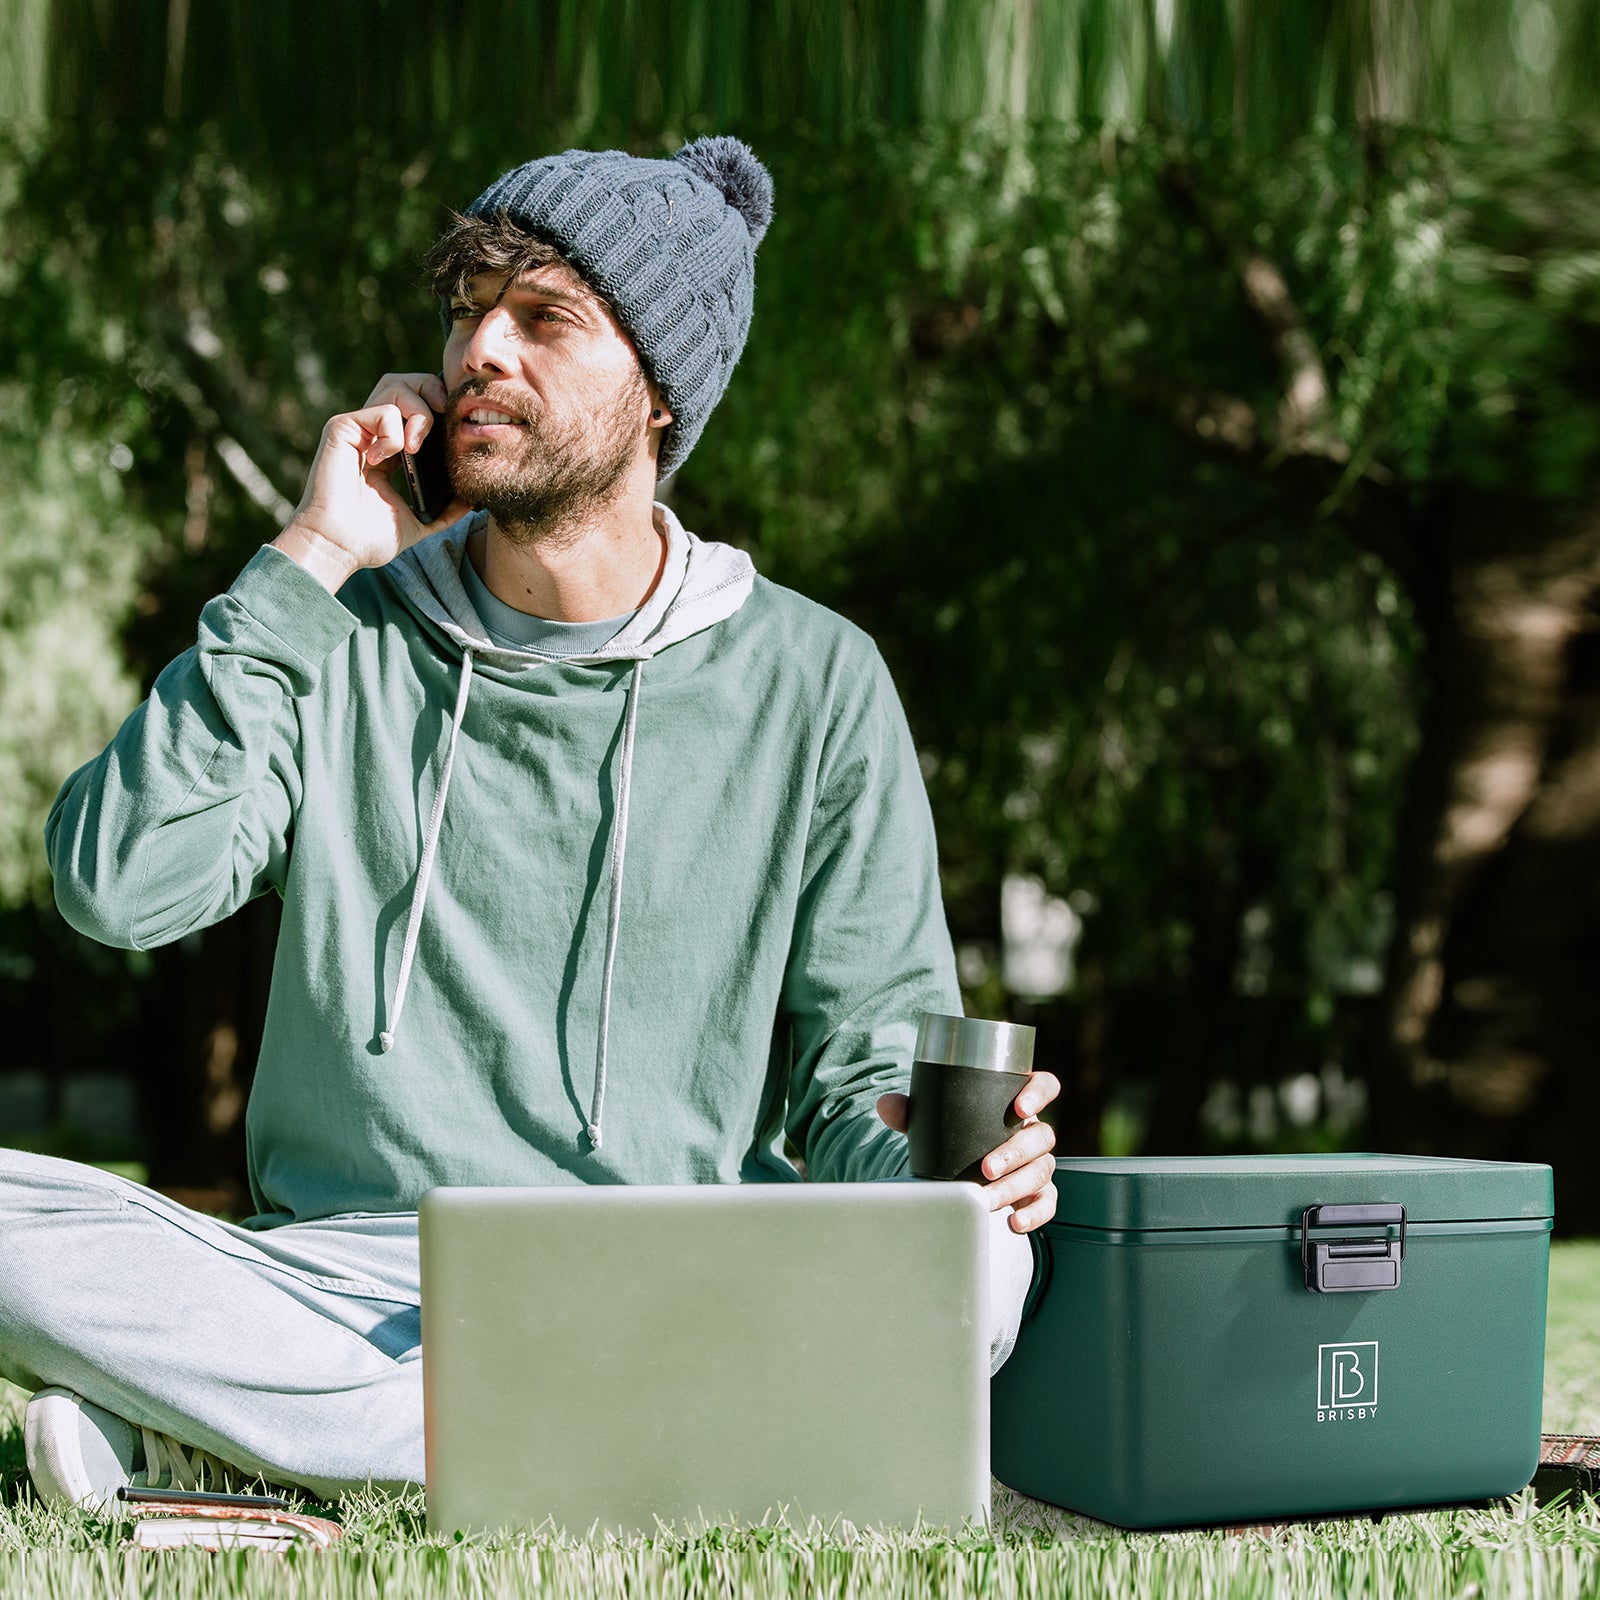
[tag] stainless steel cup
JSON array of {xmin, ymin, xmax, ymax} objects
[{"xmin": 907, "ymin": 1013, "xmax": 1036, "ymax": 1182}]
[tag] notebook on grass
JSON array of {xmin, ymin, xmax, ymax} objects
[
  {"xmin": 123, "ymin": 1504, "xmax": 342, "ymax": 1551},
  {"xmin": 419, "ymin": 1182, "xmax": 991, "ymax": 1537}
]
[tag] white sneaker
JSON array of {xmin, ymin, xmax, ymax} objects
[{"xmin": 24, "ymin": 1388, "xmax": 252, "ymax": 1513}]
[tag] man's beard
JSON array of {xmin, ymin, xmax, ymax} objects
[{"xmin": 446, "ymin": 369, "xmax": 649, "ymax": 545}]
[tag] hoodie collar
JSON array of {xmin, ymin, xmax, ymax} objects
[{"xmin": 383, "ymin": 501, "xmax": 753, "ymax": 665}]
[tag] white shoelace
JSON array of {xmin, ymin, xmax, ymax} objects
[{"xmin": 137, "ymin": 1425, "xmax": 241, "ymax": 1492}]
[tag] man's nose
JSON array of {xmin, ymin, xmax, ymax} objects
[{"xmin": 458, "ymin": 305, "xmax": 523, "ymax": 378}]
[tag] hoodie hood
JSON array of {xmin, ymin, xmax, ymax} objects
[
  {"xmin": 372, "ymin": 501, "xmax": 755, "ymax": 1152},
  {"xmin": 384, "ymin": 500, "xmax": 755, "ymax": 666}
]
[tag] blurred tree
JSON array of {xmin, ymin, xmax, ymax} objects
[
  {"xmin": 699, "ymin": 118, "xmax": 1600, "ymax": 1222},
  {"xmin": 1, "ymin": 0, "xmax": 1597, "ymax": 1218}
]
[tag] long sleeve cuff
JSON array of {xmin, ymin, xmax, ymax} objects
[{"xmin": 222, "ymin": 544, "xmax": 361, "ymax": 669}]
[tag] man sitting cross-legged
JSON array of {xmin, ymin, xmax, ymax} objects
[{"xmin": 3, "ymin": 136, "xmax": 1058, "ymax": 1509}]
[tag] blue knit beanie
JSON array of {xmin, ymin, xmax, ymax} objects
[{"xmin": 454, "ymin": 136, "xmax": 773, "ymax": 478}]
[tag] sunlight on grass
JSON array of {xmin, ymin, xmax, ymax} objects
[
  {"xmin": 0, "ymin": 1243, "xmax": 1596, "ymax": 1596},
  {"xmin": 0, "ymin": 1496, "xmax": 1595, "ymax": 1599}
]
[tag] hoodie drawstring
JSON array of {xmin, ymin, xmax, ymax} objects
[
  {"xmin": 586, "ymin": 657, "xmax": 644, "ymax": 1151},
  {"xmin": 379, "ymin": 649, "xmax": 476, "ymax": 1053},
  {"xmin": 378, "ymin": 647, "xmax": 642, "ymax": 1159}
]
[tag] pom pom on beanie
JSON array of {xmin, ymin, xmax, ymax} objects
[{"xmin": 674, "ymin": 136, "xmax": 774, "ymax": 247}]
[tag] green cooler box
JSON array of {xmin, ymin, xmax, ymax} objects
[{"xmin": 991, "ymin": 1154, "xmax": 1553, "ymax": 1528}]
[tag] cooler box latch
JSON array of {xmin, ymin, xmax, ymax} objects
[{"xmin": 1300, "ymin": 1202, "xmax": 1406, "ymax": 1293}]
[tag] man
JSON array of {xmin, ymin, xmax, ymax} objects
[{"xmin": 4, "ymin": 136, "xmax": 1058, "ymax": 1509}]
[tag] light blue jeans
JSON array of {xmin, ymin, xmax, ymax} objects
[{"xmin": 0, "ymin": 1148, "xmax": 1035, "ymax": 1500}]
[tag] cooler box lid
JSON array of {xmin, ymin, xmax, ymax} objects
[{"xmin": 1049, "ymin": 1153, "xmax": 1553, "ymax": 1232}]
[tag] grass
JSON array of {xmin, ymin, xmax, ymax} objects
[
  {"xmin": 1, "ymin": 1241, "xmax": 1597, "ymax": 1598},
  {"xmin": 1546, "ymin": 1243, "xmax": 1600, "ymax": 1436}
]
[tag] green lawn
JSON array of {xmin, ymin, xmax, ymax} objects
[{"xmin": 2, "ymin": 1241, "xmax": 1597, "ymax": 1598}]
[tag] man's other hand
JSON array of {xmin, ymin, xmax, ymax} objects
[{"xmin": 876, "ymin": 1072, "xmax": 1060, "ymax": 1233}]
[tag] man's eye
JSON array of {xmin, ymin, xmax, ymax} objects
[{"xmin": 447, "ymin": 304, "xmax": 480, "ymax": 321}]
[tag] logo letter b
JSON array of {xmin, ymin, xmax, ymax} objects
[{"xmin": 1333, "ymin": 1349, "xmax": 1364, "ymax": 1403}]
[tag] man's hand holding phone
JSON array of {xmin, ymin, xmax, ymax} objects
[{"xmin": 272, "ymin": 372, "xmax": 471, "ymax": 595}]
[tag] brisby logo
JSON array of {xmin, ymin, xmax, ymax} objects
[{"xmin": 1318, "ymin": 1341, "xmax": 1378, "ymax": 1421}]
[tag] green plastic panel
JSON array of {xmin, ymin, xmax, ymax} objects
[{"xmin": 1049, "ymin": 1154, "xmax": 1554, "ymax": 1232}]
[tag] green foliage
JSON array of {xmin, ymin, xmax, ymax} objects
[
  {"xmin": 1439, "ymin": 125, "xmax": 1600, "ymax": 500},
  {"xmin": 0, "ymin": 148, "xmax": 165, "ymax": 903},
  {"xmin": 9, "ymin": 0, "xmax": 1597, "ymax": 147},
  {"xmin": 690, "ymin": 125, "xmax": 1434, "ymax": 1019},
  {"xmin": 0, "ymin": 427, "xmax": 156, "ymax": 905},
  {"xmin": 0, "ymin": 124, "xmax": 514, "ymax": 908}
]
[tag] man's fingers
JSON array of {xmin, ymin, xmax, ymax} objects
[
  {"xmin": 981, "ymin": 1116, "xmax": 1056, "ymax": 1182},
  {"xmin": 324, "ymin": 406, "xmax": 400, "ymax": 452},
  {"xmin": 349, "ymin": 376, "xmax": 449, "ymax": 496},
  {"xmin": 363, "ymin": 429, "xmax": 404, "ymax": 470},
  {"xmin": 363, "ymin": 372, "xmax": 447, "ymax": 413},
  {"xmin": 1014, "ymin": 1070, "xmax": 1061, "ymax": 1120},
  {"xmin": 1007, "ymin": 1178, "xmax": 1058, "ymax": 1233},
  {"xmin": 987, "ymin": 1151, "xmax": 1057, "ymax": 1215},
  {"xmin": 357, "ymin": 375, "xmax": 447, "ymax": 458},
  {"xmin": 876, "ymin": 1092, "xmax": 910, "ymax": 1133},
  {"xmin": 324, "ymin": 405, "xmax": 408, "ymax": 470}
]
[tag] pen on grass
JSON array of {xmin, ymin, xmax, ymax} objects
[{"xmin": 117, "ymin": 1485, "xmax": 294, "ymax": 1511}]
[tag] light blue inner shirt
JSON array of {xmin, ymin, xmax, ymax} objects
[{"xmin": 459, "ymin": 549, "xmax": 639, "ymax": 657}]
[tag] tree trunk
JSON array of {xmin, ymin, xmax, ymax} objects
[
  {"xmin": 1372, "ymin": 481, "xmax": 1600, "ymax": 1215},
  {"xmin": 1427, "ymin": 586, "xmax": 1600, "ymax": 1228}
]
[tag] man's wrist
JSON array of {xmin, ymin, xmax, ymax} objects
[{"xmin": 271, "ymin": 521, "xmax": 361, "ymax": 595}]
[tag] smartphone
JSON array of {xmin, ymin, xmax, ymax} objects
[
  {"xmin": 395, "ymin": 387, "xmax": 457, "ymax": 531},
  {"xmin": 400, "ymin": 408, "xmax": 455, "ymax": 524}
]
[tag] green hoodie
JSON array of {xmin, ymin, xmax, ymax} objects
[{"xmin": 46, "ymin": 505, "xmax": 961, "ymax": 1225}]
